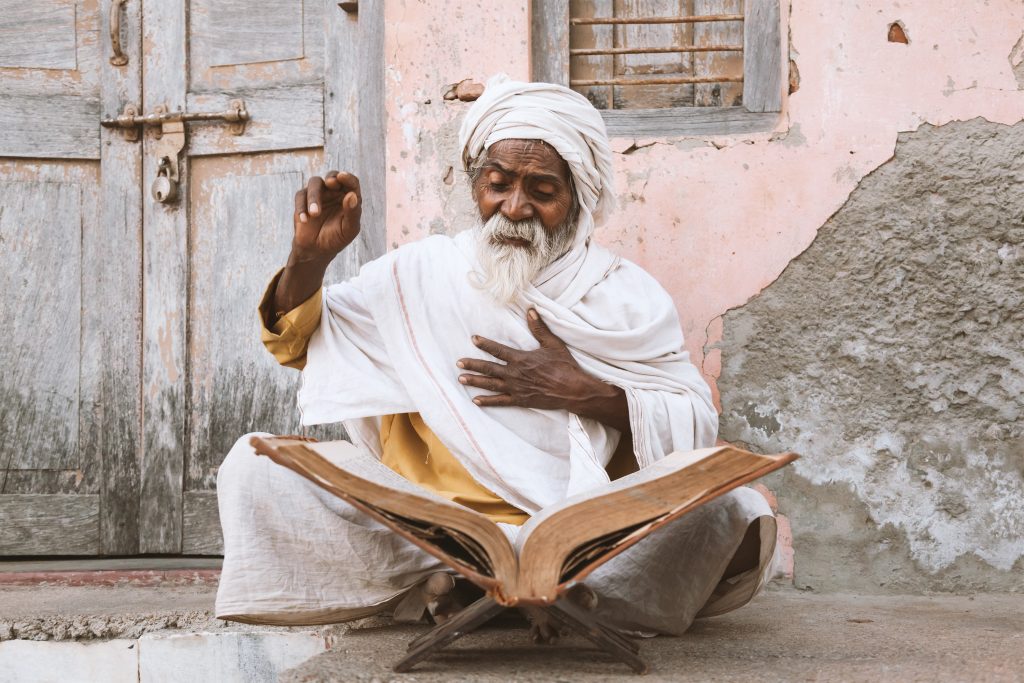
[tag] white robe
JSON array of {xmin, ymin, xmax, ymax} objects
[{"xmin": 298, "ymin": 231, "xmax": 719, "ymax": 514}]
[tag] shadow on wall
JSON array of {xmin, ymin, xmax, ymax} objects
[{"xmin": 715, "ymin": 118, "xmax": 1024, "ymax": 594}]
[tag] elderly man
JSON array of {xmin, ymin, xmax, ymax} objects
[{"xmin": 215, "ymin": 78, "xmax": 777, "ymax": 637}]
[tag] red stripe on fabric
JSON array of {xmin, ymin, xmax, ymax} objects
[{"xmin": 389, "ymin": 261, "xmax": 518, "ymax": 498}]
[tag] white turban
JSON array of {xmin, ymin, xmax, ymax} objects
[{"xmin": 458, "ymin": 75, "xmax": 617, "ymax": 250}]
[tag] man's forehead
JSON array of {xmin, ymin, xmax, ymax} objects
[{"xmin": 483, "ymin": 139, "xmax": 569, "ymax": 181}]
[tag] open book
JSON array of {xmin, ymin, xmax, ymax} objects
[{"xmin": 251, "ymin": 436, "xmax": 797, "ymax": 607}]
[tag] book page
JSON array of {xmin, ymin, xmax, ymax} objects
[
  {"xmin": 514, "ymin": 447, "xmax": 722, "ymax": 552},
  {"xmin": 513, "ymin": 447, "xmax": 797, "ymax": 601},
  {"xmin": 250, "ymin": 437, "xmax": 520, "ymax": 591}
]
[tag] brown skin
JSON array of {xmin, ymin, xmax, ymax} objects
[
  {"xmin": 471, "ymin": 138, "xmax": 575, "ymax": 232},
  {"xmin": 274, "ymin": 138, "xmax": 630, "ymax": 434},
  {"xmin": 270, "ymin": 170, "xmax": 362, "ymax": 319}
]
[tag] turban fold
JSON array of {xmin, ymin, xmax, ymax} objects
[{"xmin": 458, "ymin": 75, "xmax": 617, "ymax": 246}]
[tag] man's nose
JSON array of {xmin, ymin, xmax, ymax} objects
[{"xmin": 501, "ymin": 187, "xmax": 533, "ymax": 222}]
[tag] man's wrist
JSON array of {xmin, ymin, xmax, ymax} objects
[
  {"xmin": 286, "ymin": 245, "xmax": 337, "ymax": 270},
  {"xmin": 568, "ymin": 376, "xmax": 627, "ymax": 427},
  {"xmin": 273, "ymin": 249, "xmax": 334, "ymax": 317}
]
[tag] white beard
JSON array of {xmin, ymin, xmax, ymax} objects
[{"xmin": 473, "ymin": 213, "xmax": 575, "ymax": 304}]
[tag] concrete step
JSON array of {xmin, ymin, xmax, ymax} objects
[
  {"xmin": 1, "ymin": 629, "xmax": 335, "ymax": 683},
  {"xmin": 0, "ymin": 578, "xmax": 340, "ymax": 683},
  {"xmin": 2, "ymin": 576, "xmax": 1023, "ymax": 683}
]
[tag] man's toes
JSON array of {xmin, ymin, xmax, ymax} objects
[
  {"xmin": 428, "ymin": 593, "xmax": 462, "ymax": 624},
  {"xmin": 423, "ymin": 572, "xmax": 461, "ymax": 623},
  {"xmin": 423, "ymin": 571, "xmax": 455, "ymax": 599},
  {"xmin": 522, "ymin": 605, "xmax": 560, "ymax": 645},
  {"xmin": 530, "ymin": 621, "xmax": 560, "ymax": 645},
  {"xmin": 565, "ymin": 582, "xmax": 599, "ymax": 611}
]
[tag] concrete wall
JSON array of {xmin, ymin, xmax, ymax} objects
[{"xmin": 380, "ymin": 1, "xmax": 1024, "ymax": 592}]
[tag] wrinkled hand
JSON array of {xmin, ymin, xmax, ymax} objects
[
  {"xmin": 271, "ymin": 171, "xmax": 361, "ymax": 320},
  {"xmin": 457, "ymin": 309, "xmax": 617, "ymax": 418},
  {"xmin": 292, "ymin": 171, "xmax": 362, "ymax": 262}
]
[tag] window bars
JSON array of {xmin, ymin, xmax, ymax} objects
[{"xmin": 568, "ymin": 5, "xmax": 746, "ymax": 107}]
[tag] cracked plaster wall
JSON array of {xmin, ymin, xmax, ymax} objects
[
  {"xmin": 381, "ymin": 1, "xmax": 1024, "ymax": 590},
  {"xmin": 717, "ymin": 119, "xmax": 1024, "ymax": 592}
]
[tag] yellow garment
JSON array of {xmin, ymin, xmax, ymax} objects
[{"xmin": 258, "ymin": 271, "xmax": 528, "ymax": 525}]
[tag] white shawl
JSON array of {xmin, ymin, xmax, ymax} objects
[{"xmin": 298, "ymin": 78, "xmax": 717, "ymax": 513}]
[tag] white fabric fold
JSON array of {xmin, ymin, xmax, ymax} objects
[{"xmin": 298, "ymin": 233, "xmax": 718, "ymax": 513}]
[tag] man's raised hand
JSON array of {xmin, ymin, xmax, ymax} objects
[
  {"xmin": 292, "ymin": 171, "xmax": 362, "ymax": 261},
  {"xmin": 269, "ymin": 171, "xmax": 361, "ymax": 320}
]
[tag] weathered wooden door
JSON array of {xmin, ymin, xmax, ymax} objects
[
  {"xmin": 1, "ymin": 0, "xmax": 383, "ymax": 556},
  {"xmin": 1, "ymin": 0, "xmax": 143, "ymax": 555}
]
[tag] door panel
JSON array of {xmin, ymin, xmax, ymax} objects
[
  {"xmin": 0, "ymin": 0, "xmax": 101, "ymax": 158},
  {"xmin": 0, "ymin": 0, "xmax": 142, "ymax": 556},
  {"xmin": 187, "ymin": 151, "xmax": 322, "ymax": 496},
  {"xmin": 0, "ymin": 1, "xmax": 78, "ymax": 69},
  {"xmin": 186, "ymin": 85, "xmax": 325, "ymax": 156},
  {"xmin": 145, "ymin": 0, "xmax": 384, "ymax": 554},
  {"xmin": 188, "ymin": 0, "xmax": 323, "ymax": 91},
  {"xmin": 191, "ymin": 0, "xmax": 307, "ymax": 69},
  {"xmin": 0, "ymin": 495, "xmax": 99, "ymax": 555},
  {"xmin": 0, "ymin": 178, "xmax": 84, "ymax": 472}
]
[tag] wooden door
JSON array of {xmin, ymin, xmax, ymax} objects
[
  {"xmin": 0, "ymin": 0, "xmax": 383, "ymax": 556},
  {"xmin": 141, "ymin": 0, "xmax": 385, "ymax": 554},
  {"xmin": 0, "ymin": 0, "xmax": 143, "ymax": 555}
]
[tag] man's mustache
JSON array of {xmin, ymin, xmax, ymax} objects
[{"xmin": 485, "ymin": 216, "xmax": 545, "ymax": 249}]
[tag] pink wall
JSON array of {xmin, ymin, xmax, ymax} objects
[{"xmin": 383, "ymin": 0, "xmax": 1024, "ymax": 405}]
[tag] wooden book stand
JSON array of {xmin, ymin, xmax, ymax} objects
[{"xmin": 394, "ymin": 594, "xmax": 648, "ymax": 674}]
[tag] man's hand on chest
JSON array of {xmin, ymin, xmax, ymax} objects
[{"xmin": 457, "ymin": 309, "xmax": 630, "ymax": 434}]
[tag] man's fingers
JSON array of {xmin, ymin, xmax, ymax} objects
[
  {"xmin": 306, "ymin": 176, "xmax": 326, "ymax": 217},
  {"xmin": 526, "ymin": 308, "xmax": 565, "ymax": 349},
  {"xmin": 342, "ymin": 190, "xmax": 361, "ymax": 227},
  {"xmin": 456, "ymin": 358, "xmax": 506, "ymax": 377},
  {"xmin": 472, "ymin": 335, "xmax": 519, "ymax": 361},
  {"xmin": 324, "ymin": 171, "xmax": 361, "ymax": 198},
  {"xmin": 459, "ymin": 373, "xmax": 505, "ymax": 392},
  {"xmin": 294, "ymin": 188, "xmax": 309, "ymax": 223},
  {"xmin": 472, "ymin": 394, "xmax": 514, "ymax": 407}
]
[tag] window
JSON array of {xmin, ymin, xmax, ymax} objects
[{"xmin": 532, "ymin": 1, "xmax": 784, "ymax": 137}]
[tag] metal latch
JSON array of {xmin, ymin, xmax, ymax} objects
[
  {"xmin": 101, "ymin": 100, "xmax": 249, "ymax": 203},
  {"xmin": 151, "ymin": 115, "xmax": 184, "ymax": 203},
  {"xmin": 101, "ymin": 99, "xmax": 250, "ymax": 138}
]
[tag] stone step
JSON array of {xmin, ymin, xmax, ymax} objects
[
  {"xmin": 0, "ymin": 578, "xmax": 338, "ymax": 683},
  {"xmin": 0, "ymin": 630, "xmax": 334, "ymax": 683}
]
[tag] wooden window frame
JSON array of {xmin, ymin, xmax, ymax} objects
[{"xmin": 532, "ymin": 0, "xmax": 784, "ymax": 137}]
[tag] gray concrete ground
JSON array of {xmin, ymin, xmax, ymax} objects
[
  {"xmin": 284, "ymin": 589, "xmax": 1024, "ymax": 683},
  {"xmin": 1, "ymin": 584, "xmax": 1022, "ymax": 682}
]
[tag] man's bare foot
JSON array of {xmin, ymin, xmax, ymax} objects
[
  {"xmin": 426, "ymin": 573, "xmax": 486, "ymax": 624},
  {"xmin": 393, "ymin": 571, "xmax": 457, "ymax": 624},
  {"xmin": 424, "ymin": 572, "xmax": 460, "ymax": 623},
  {"xmin": 521, "ymin": 583, "xmax": 598, "ymax": 645}
]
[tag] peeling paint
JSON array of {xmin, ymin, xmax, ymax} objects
[
  {"xmin": 887, "ymin": 22, "xmax": 910, "ymax": 45},
  {"xmin": 718, "ymin": 119, "xmax": 1024, "ymax": 590},
  {"xmin": 1010, "ymin": 32, "xmax": 1024, "ymax": 89}
]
